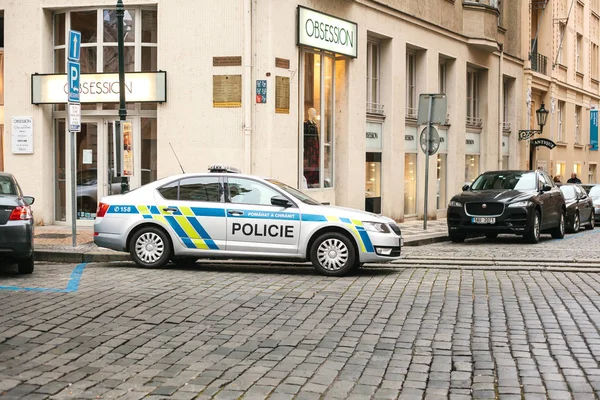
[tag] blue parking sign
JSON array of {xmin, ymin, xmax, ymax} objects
[{"xmin": 68, "ymin": 60, "xmax": 80, "ymax": 103}]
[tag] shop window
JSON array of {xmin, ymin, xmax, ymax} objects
[
  {"xmin": 555, "ymin": 162, "xmax": 566, "ymax": 182},
  {"xmin": 55, "ymin": 120, "xmax": 66, "ymax": 221},
  {"xmin": 465, "ymin": 155, "xmax": 480, "ymax": 184},
  {"xmin": 437, "ymin": 153, "xmax": 447, "ymax": 210},
  {"xmin": 589, "ymin": 164, "xmax": 597, "ymax": 183},
  {"xmin": 502, "ymin": 156, "xmax": 509, "ymax": 170},
  {"xmin": 141, "ymin": 118, "xmax": 157, "ymax": 185},
  {"xmin": 0, "ymin": 126, "xmax": 4, "ymax": 172},
  {"xmin": 404, "ymin": 153, "xmax": 417, "ymax": 215},
  {"xmin": 302, "ymin": 51, "xmax": 334, "ymax": 189},
  {"xmin": 365, "ymin": 153, "xmax": 381, "ymax": 214}
]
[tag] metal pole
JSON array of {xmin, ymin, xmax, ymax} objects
[
  {"xmin": 424, "ymin": 96, "xmax": 434, "ymax": 230},
  {"xmin": 71, "ymin": 130, "xmax": 77, "ymax": 247},
  {"xmin": 117, "ymin": 0, "xmax": 129, "ymax": 193}
]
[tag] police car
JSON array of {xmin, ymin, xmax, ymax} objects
[{"xmin": 94, "ymin": 165, "xmax": 403, "ymax": 276}]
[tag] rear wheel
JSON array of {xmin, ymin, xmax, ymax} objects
[
  {"xmin": 129, "ymin": 227, "xmax": 171, "ymax": 268},
  {"xmin": 17, "ymin": 256, "xmax": 34, "ymax": 274},
  {"xmin": 310, "ymin": 232, "xmax": 356, "ymax": 277},
  {"xmin": 449, "ymin": 230, "xmax": 466, "ymax": 243},
  {"xmin": 524, "ymin": 210, "xmax": 541, "ymax": 244},
  {"xmin": 586, "ymin": 214, "xmax": 595, "ymax": 230},
  {"xmin": 551, "ymin": 211, "xmax": 566, "ymax": 239}
]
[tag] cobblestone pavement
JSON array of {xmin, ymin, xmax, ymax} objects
[
  {"xmin": 402, "ymin": 227, "xmax": 600, "ymax": 261},
  {"xmin": 2, "ymin": 256, "xmax": 600, "ymax": 400}
]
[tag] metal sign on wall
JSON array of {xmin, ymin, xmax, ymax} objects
[
  {"xmin": 31, "ymin": 71, "xmax": 167, "ymax": 104},
  {"xmin": 297, "ymin": 6, "xmax": 358, "ymax": 58}
]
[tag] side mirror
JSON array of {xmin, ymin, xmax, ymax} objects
[
  {"xmin": 462, "ymin": 184, "xmax": 470, "ymax": 191},
  {"xmin": 271, "ymin": 195, "xmax": 292, "ymax": 208},
  {"xmin": 23, "ymin": 196, "xmax": 35, "ymax": 205},
  {"xmin": 542, "ymin": 184, "xmax": 552, "ymax": 192}
]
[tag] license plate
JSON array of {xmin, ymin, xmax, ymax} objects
[{"xmin": 472, "ymin": 217, "xmax": 495, "ymax": 224}]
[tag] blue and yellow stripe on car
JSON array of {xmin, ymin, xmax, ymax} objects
[{"xmin": 302, "ymin": 214, "xmax": 374, "ymax": 253}]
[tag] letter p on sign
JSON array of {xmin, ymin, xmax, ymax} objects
[{"xmin": 68, "ymin": 60, "xmax": 80, "ymax": 103}]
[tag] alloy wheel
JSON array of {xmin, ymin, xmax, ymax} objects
[
  {"xmin": 574, "ymin": 213, "xmax": 580, "ymax": 232},
  {"xmin": 135, "ymin": 232, "xmax": 165, "ymax": 264},
  {"xmin": 316, "ymin": 238, "xmax": 349, "ymax": 271},
  {"xmin": 533, "ymin": 213, "xmax": 540, "ymax": 241}
]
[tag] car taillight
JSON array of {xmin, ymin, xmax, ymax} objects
[
  {"xmin": 97, "ymin": 202, "xmax": 109, "ymax": 218},
  {"xmin": 9, "ymin": 206, "xmax": 32, "ymax": 221}
]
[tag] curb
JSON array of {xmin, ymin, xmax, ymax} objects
[{"xmin": 34, "ymin": 234, "xmax": 450, "ymax": 264}]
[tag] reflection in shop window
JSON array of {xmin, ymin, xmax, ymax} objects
[
  {"xmin": 365, "ymin": 153, "xmax": 381, "ymax": 214},
  {"xmin": 465, "ymin": 154, "xmax": 480, "ymax": 183},
  {"xmin": 404, "ymin": 153, "xmax": 417, "ymax": 215},
  {"xmin": 141, "ymin": 118, "xmax": 157, "ymax": 185},
  {"xmin": 437, "ymin": 154, "xmax": 447, "ymax": 209},
  {"xmin": 302, "ymin": 51, "xmax": 334, "ymax": 189},
  {"xmin": 55, "ymin": 120, "xmax": 66, "ymax": 221}
]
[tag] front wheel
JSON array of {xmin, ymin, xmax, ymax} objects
[
  {"xmin": 551, "ymin": 211, "xmax": 566, "ymax": 239},
  {"xmin": 449, "ymin": 230, "xmax": 466, "ymax": 243},
  {"xmin": 310, "ymin": 232, "xmax": 357, "ymax": 277},
  {"xmin": 129, "ymin": 227, "xmax": 172, "ymax": 268},
  {"xmin": 17, "ymin": 256, "xmax": 34, "ymax": 274},
  {"xmin": 568, "ymin": 211, "xmax": 580, "ymax": 233},
  {"xmin": 524, "ymin": 210, "xmax": 541, "ymax": 244}
]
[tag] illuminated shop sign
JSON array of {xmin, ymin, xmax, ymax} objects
[
  {"xmin": 31, "ymin": 71, "xmax": 167, "ymax": 104},
  {"xmin": 297, "ymin": 6, "xmax": 358, "ymax": 58}
]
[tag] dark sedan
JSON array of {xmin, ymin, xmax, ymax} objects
[
  {"xmin": 447, "ymin": 170, "xmax": 565, "ymax": 243},
  {"xmin": 558, "ymin": 184, "xmax": 594, "ymax": 232},
  {"xmin": 0, "ymin": 173, "xmax": 35, "ymax": 274}
]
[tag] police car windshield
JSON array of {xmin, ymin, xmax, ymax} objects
[{"xmin": 266, "ymin": 179, "xmax": 321, "ymax": 205}]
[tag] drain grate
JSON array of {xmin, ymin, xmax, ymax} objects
[{"xmin": 35, "ymin": 233, "xmax": 72, "ymax": 239}]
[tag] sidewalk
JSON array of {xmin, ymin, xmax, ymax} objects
[{"xmin": 33, "ymin": 218, "xmax": 449, "ymax": 263}]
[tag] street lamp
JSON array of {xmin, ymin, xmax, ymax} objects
[
  {"xmin": 117, "ymin": 0, "xmax": 129, "ymax": 193},
  {"xmin": 518, "ymin": 102, "xmax": 550, "ymax": 170},
  {"xmin": 518, "ymin": 102, "xmax": 549, "ymax": 140}
]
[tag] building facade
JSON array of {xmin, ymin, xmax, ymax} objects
[
  {"xmin": 1, "ymin": 0, "xmax": 524, "ymax": 225},
  {"xmin": 525, "ymin": 0, "xmax": 600, "ymax": 182}
]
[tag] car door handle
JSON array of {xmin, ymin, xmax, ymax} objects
[
  {"xmin": 163, "ymin": 207, "xmax": 178, "ymax": 213},
  {"xmin": 227, "ymin": 210, "xmax": 244, "ymax": 216}
]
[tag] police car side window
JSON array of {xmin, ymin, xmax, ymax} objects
[
  {"xmin": 158, "ymin": 181, "xmax": 179, "ymax": 200},
  {"xmin": 179, "ymin": 177, "xmax": 223, "ymax": 202},
  {"xmin": 228, "ymin": 178, "xmax": 281, "ymax": 206}
]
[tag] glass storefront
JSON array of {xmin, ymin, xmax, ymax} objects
[
  {"xmin": 502, "ymin": 135, "xmax": 509, "ymax": 170},
  {"xmin": 465, "ymin": 132, "xmax": 480, "ymax": 184},
  {"xmin": 302, "ymin": 50, "xmax": 334, "ymax": 189},
  {"xmin": 365, "ymin": 153, "xmax": 381, "ymax": 213},
  {"xmin": 77, "ymin": 122, "xmax": 99, "ymax": 220},
  {"xmin": 141, "ymin": 118, "xmax": 158, "ymax": 185},
  {"xmin": 404, "ymin": 153, "xmax": 417, "ymax": 215},
  {"xmin": 55, "ymin": 120, "xmax": 66, "ymax": 221},
  {"xmin": 437, "ymin": 154, "xmax": 447, "ymax": 210}
]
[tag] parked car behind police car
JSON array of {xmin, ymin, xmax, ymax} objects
[{"xmin": 94, "ymin": 165, "xmax": 403, "ymax": 276}]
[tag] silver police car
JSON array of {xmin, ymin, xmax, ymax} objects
[{"xmin": 94, "ymin": 165, "xmax": 402, "ymax": 276}]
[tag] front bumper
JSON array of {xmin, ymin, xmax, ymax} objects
[
  {"xmin": 447, "ymin": 205, "xmax": 533, "ymax": 234},
  {"xmin": 0, "ymin": 221, "xmax": 34, "ymax": 260},
  {"xmin": 359, "ymin": 230, "xmax": 402, "ymax": 263}
]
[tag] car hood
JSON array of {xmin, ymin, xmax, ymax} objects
[
  {"xmin": 454, "ymin": 189, "xmax": 536, "ymax": 204},
  {"xmin": 303, "ymin": 204, "xmax": 394, "ymax": 224}
]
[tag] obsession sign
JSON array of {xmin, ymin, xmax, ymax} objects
[
  {"xmin": 31, "ymin": 71, "xmax": 167, "ymax": 104},
  {"xmin": 297, "ymin": 6, "xmax": 358, "ymax": 58}
]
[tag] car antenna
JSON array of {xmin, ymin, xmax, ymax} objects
[{"xmin": 169, "ymin": 142, "xmax": 186, "ymax": 174}]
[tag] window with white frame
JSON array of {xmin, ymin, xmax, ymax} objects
[
  {"xmin": 593, "ymin": 43, "xmax": 599, "ymax": 80},
  {"xmin": 593, "ymin": 0, "xmax": 600, "ymax": 14},
  {"xmin": 366, "ymin": 40, "xmax": 382, "ymax": 114},
  {"xmin": 439, "ymin": 62, "xmax": 446, "ymax": 94},
  {"xmin": 466, "ymin": 71, "xmax": 480, "ymax": 127},
  {"xmin": 406, "ymin": 52, "xmax": 416, "ymax": 118},
  {"xmin": 558, "ymin": 101, "xmax": 565, "ymax": 142},
  {"xmin": 575, "ymin": 105, "xmax": 582, "ymax": 144},
  {"xmin": 577, "ymin": 34, "xmax": 583, "ymax": 73},
  {"xmin": 503, "ymin": 79, "xmax": 510, "ymax": 131},
  {"xmin": 558, "ymin": 23, "xmax": 566, "ymax": 65}
]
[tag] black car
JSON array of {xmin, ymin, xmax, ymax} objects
[
  {"xmin": 447, "ymin": 170, "xmax": 565, "ymax": 243},
  {"xmin": 0, "ymin": 173, "xmax": 35, "ymax": 274},
  {"xmin": 558, "ymin": 184, "xmax": 595, "ymax": 232}
]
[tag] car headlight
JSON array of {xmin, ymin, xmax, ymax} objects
[
  {"xmin": 508, "ymin": 200, "xmax": 532, "ymax": 208},
  {"xmin": 448, "ymin": 200, "xmax": 462, "ymax": 207},
  {"xmin": 362, "ymin": 221, "xmax": 390, "ymax": 233}
]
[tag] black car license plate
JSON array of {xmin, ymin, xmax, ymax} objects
[{"xmin": 472, "ymin": 217, "xmax": 495, "ymax": 224}]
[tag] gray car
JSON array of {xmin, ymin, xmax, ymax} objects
[{"xmin": 0, "ymin": 173, "xmax": 35, "ymax": 274}]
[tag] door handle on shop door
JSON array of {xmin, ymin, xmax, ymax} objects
[
  {"xmin": 227, "ymin": 210, "xmax": 244, "ymax": 216},
  {"xmin": 163, "ymin": 207, "xmax": 178, "ymax": 213}
]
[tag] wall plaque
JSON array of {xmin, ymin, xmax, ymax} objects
[
  {"xmin": 275, "ymin": 57, "xmax": 290, "ymax": 69},
  {"xmin": 275, "ymin": 76, "xmax": 290, "ymax": 114},
  {"xmin": 213, "ymin": 56, "xmax": 242, "ymax": 67},
  {"xmin": 213, "ymin": 75, "xmax": 242, "ymax": 108}
]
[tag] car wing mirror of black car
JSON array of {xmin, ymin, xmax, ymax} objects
[
  {"xmin": 462, "ymin": 184, "xmax": 470, "ymax": 191},
  {"xmin": 271, "ymin": 195, "xmax": 292, "ymax": 208},
  {"xmin": 23, "ymin": 196, "xmax": 35, "ymax": 205},
  {"xmin": 542, "ymin": 184, "xmax": 552, "ymax": 192}
]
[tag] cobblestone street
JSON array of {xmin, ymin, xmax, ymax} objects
[{"xmin": 3, "ymin": 234, "xmax": 600, "ymax": 399}]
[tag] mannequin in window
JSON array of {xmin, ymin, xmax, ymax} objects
[{"xmin": 304, "ymin": 107, "xmax": 320, "ymax": 187}]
